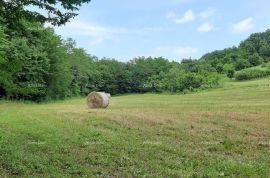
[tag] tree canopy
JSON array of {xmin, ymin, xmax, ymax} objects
[{"xmin": 0, "ymin": 0, "xmax": 91, "ymax": 26}]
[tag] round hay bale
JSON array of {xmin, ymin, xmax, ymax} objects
[
  {"xmin": 87, "ymin": 92, "xmax": 110, "ymax": 109},
  {"xmin": 106, "ymin": 93, "xmax": 111, "ymax": 98}
]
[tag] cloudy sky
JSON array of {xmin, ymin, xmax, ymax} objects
[{"xmin": 52, "ymin": 0, "xmax": 270, "ymax": 61}]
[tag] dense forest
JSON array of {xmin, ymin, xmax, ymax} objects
[{"xmin": 0, "ymin": 1, "xmax": 270, "ymax": 101}]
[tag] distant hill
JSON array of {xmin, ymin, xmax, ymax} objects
[{"xmin": 200, "ymin": 30, "xmax": 270, "ymax": 71}]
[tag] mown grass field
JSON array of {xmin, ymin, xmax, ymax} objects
[{"xmin": 0, "ymin": 78, "xmax": 270, "ymax": 177}]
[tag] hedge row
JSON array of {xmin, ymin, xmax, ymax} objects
[{"xmin": 235, "ymin": 68, "xmax": 270, "ymax": 80}]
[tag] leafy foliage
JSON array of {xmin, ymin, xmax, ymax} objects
[
  {"xmin": 0, "ymin": 22, "xmax": 8, "ymax": 97},
  {"xmin": 160, "ymin": 66, "xmax": 221, "ymax": 92},
  {"xmin": 201, "ymin": 30, "xmax": 270, "ymax": 74},
  {"xmin": 235, "ymin": 68, "xmax": 270, "ymax": 81},
  {"xmin": 0, "ymin": 0, "xmax": 91, "ymax": 26},
  {"xmin": 1, "ymin": 2, "xmax": 270, "ymax": 101}
]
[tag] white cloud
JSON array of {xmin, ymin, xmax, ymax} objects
[
  {"xmin": 232, "ymin": 17, "xmax": 254, "ymax": 33},
  {"xmin": 55, "ymin": 20, "xmax": 127, "ymax": 38},
  {"xmin": 167, "ymin": 8, "xmax": 216, "ymax": 25},
  {"xmin": 49, "ymin": 19, "xmax": 130, "ymax": 46},
  {"xmin": 167, "ymin": 10, "xmax": 196, "ymax": 24},
  {"xmin": 51, "ymin": 19, "xmax": 166, "ymax": 46},
  {"xmin": 199, "ymin": 9, "xmax": 216, "ymax": 19},
  {"xmin": 197, "ymin": 22, "xmax": 214, "ymax": 32},
  {"xmin": 157, "ymin": 46, "xmax": 198, "ymax": 58}
]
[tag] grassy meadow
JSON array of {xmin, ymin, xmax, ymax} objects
[{"xmin": 0, "ymin": 78, "xmax": 270, "ymax": 177}]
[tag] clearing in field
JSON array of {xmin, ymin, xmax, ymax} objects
[{"xmin": 0, "ymin": 78, "xmax": 270, "ymax": 177}]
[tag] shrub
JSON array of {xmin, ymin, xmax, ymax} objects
[
  {"xmin": 223, "ymin": 63, "xmax": 235, "ymax": 78},
  {"xmin": 264, "ymin": 62, "xmax": 270, "ymax": 68},
  {"xmin": 248, "ymin": 53, "xmax": 264, "ymax": 66},
  {"xmin": 235, "ymin": 68, "xmax": 270, "ymax": 80},
  {"xmin": 201, "ymin": 72, "xmax": 222, "ymax": 88},
  {"xmin": 226, "ymin": 69, "xmax": 235, "ymax": 78},
  {"xmin": 160, "ymin": 66, "xmax": 222, "ymax": 92},
  {"xmin": 235, "ymin": 59, "xmax": 250, "ymax": 70},
  {"xmin": 261, "ymin": 63, "xmax": 267, "ymax": 68}
]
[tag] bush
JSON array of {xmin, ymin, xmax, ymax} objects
[
  {"xmin": 223, "ymin": 63, "xmax": 235, "ymax": 78},
  {"xmin": 226, "ymin": 69, "xmax": 235, "ymax": 78},
  {"xmin": 248, "ymin": 53, "xmax": 264, "ymax": 66},
  {"xmin": 160, "ymin": 66, "xmax": 222, "ymax": 92},
  {"xmin": 261, "ymin": 63, "xmax": 267, "ymax": 68},
  {"xmin": 235, "ymin": 68, "xmax": 270, "ymax": 80},
  {"xmin": 201, "ymin": 72, "xmax": 222, "ymax": 88},
  {"xmin": 262, "ymin": 62, "xmax": 270, "ymax": 68},
  {"xmin": 235, "ymin": 59, "xmax": 250, "ymax": 70}
]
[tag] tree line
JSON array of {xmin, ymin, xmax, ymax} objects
[
  {"xmin": 0, "ymin": 19, "xmax": 221, "ymax": 101},
  {"xmin": 0, "ymin": 0, "xmax": 270, "ymax": 101}
]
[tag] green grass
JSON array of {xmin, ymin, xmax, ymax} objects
[{"xmin": 0, "ymin": 78, "xmax": 270, "ymax": 177}]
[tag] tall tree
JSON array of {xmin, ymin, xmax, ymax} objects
[{"xmin": 0, "ymin": 22, "xmax": 8, "ymax": 97}]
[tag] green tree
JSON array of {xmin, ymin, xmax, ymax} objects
[
  {"xmin": 0, "ymin": 23, "xmax": 8, "ymax": 97},
  {"xmin": 128, "ymin": 56, "xmax": 172, "ymax": 92},
  {"xmin": 235, "ymin": 59, "xmax": 250, "ymax": 71},
  {"xmin": 65, "ymin": 39, "xmax": 95, "ymax": 96},
  {"xmin": 161, "ymin": 66, "xmax": 205, "ymax": 92},
  {"xmin": 0, "ymin": 0, "xmax": 92, "ymax": 26},
  {"xmin": 43, "ymin": 28, "xmax": 72, "ymax": 100},
  {"xmin": 5, "ymin": 37, "xmax": 49, "ymax": 100},
  {"xmin": 216, "ymin": 63, "xmax": 224, "ymax": 73},
  {"xmin": 223, "ymin": 64, "xmax": 235, "ymax": 78},
  {"xmin": 248, "ymin": 53, "xmax": 264, "ymax": 66},
  {"xmin": 1, "ymin": 21, "xmax": 72, "ymax": 101}
]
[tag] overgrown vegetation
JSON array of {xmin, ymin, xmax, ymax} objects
[{"xmin": 235, "ymin": 65, "xmax": 270, "ymax": 81}]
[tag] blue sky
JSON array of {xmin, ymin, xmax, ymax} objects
[{"xmin": 51, "ymin": 0, "xmax": 270, "ymax": 61}]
